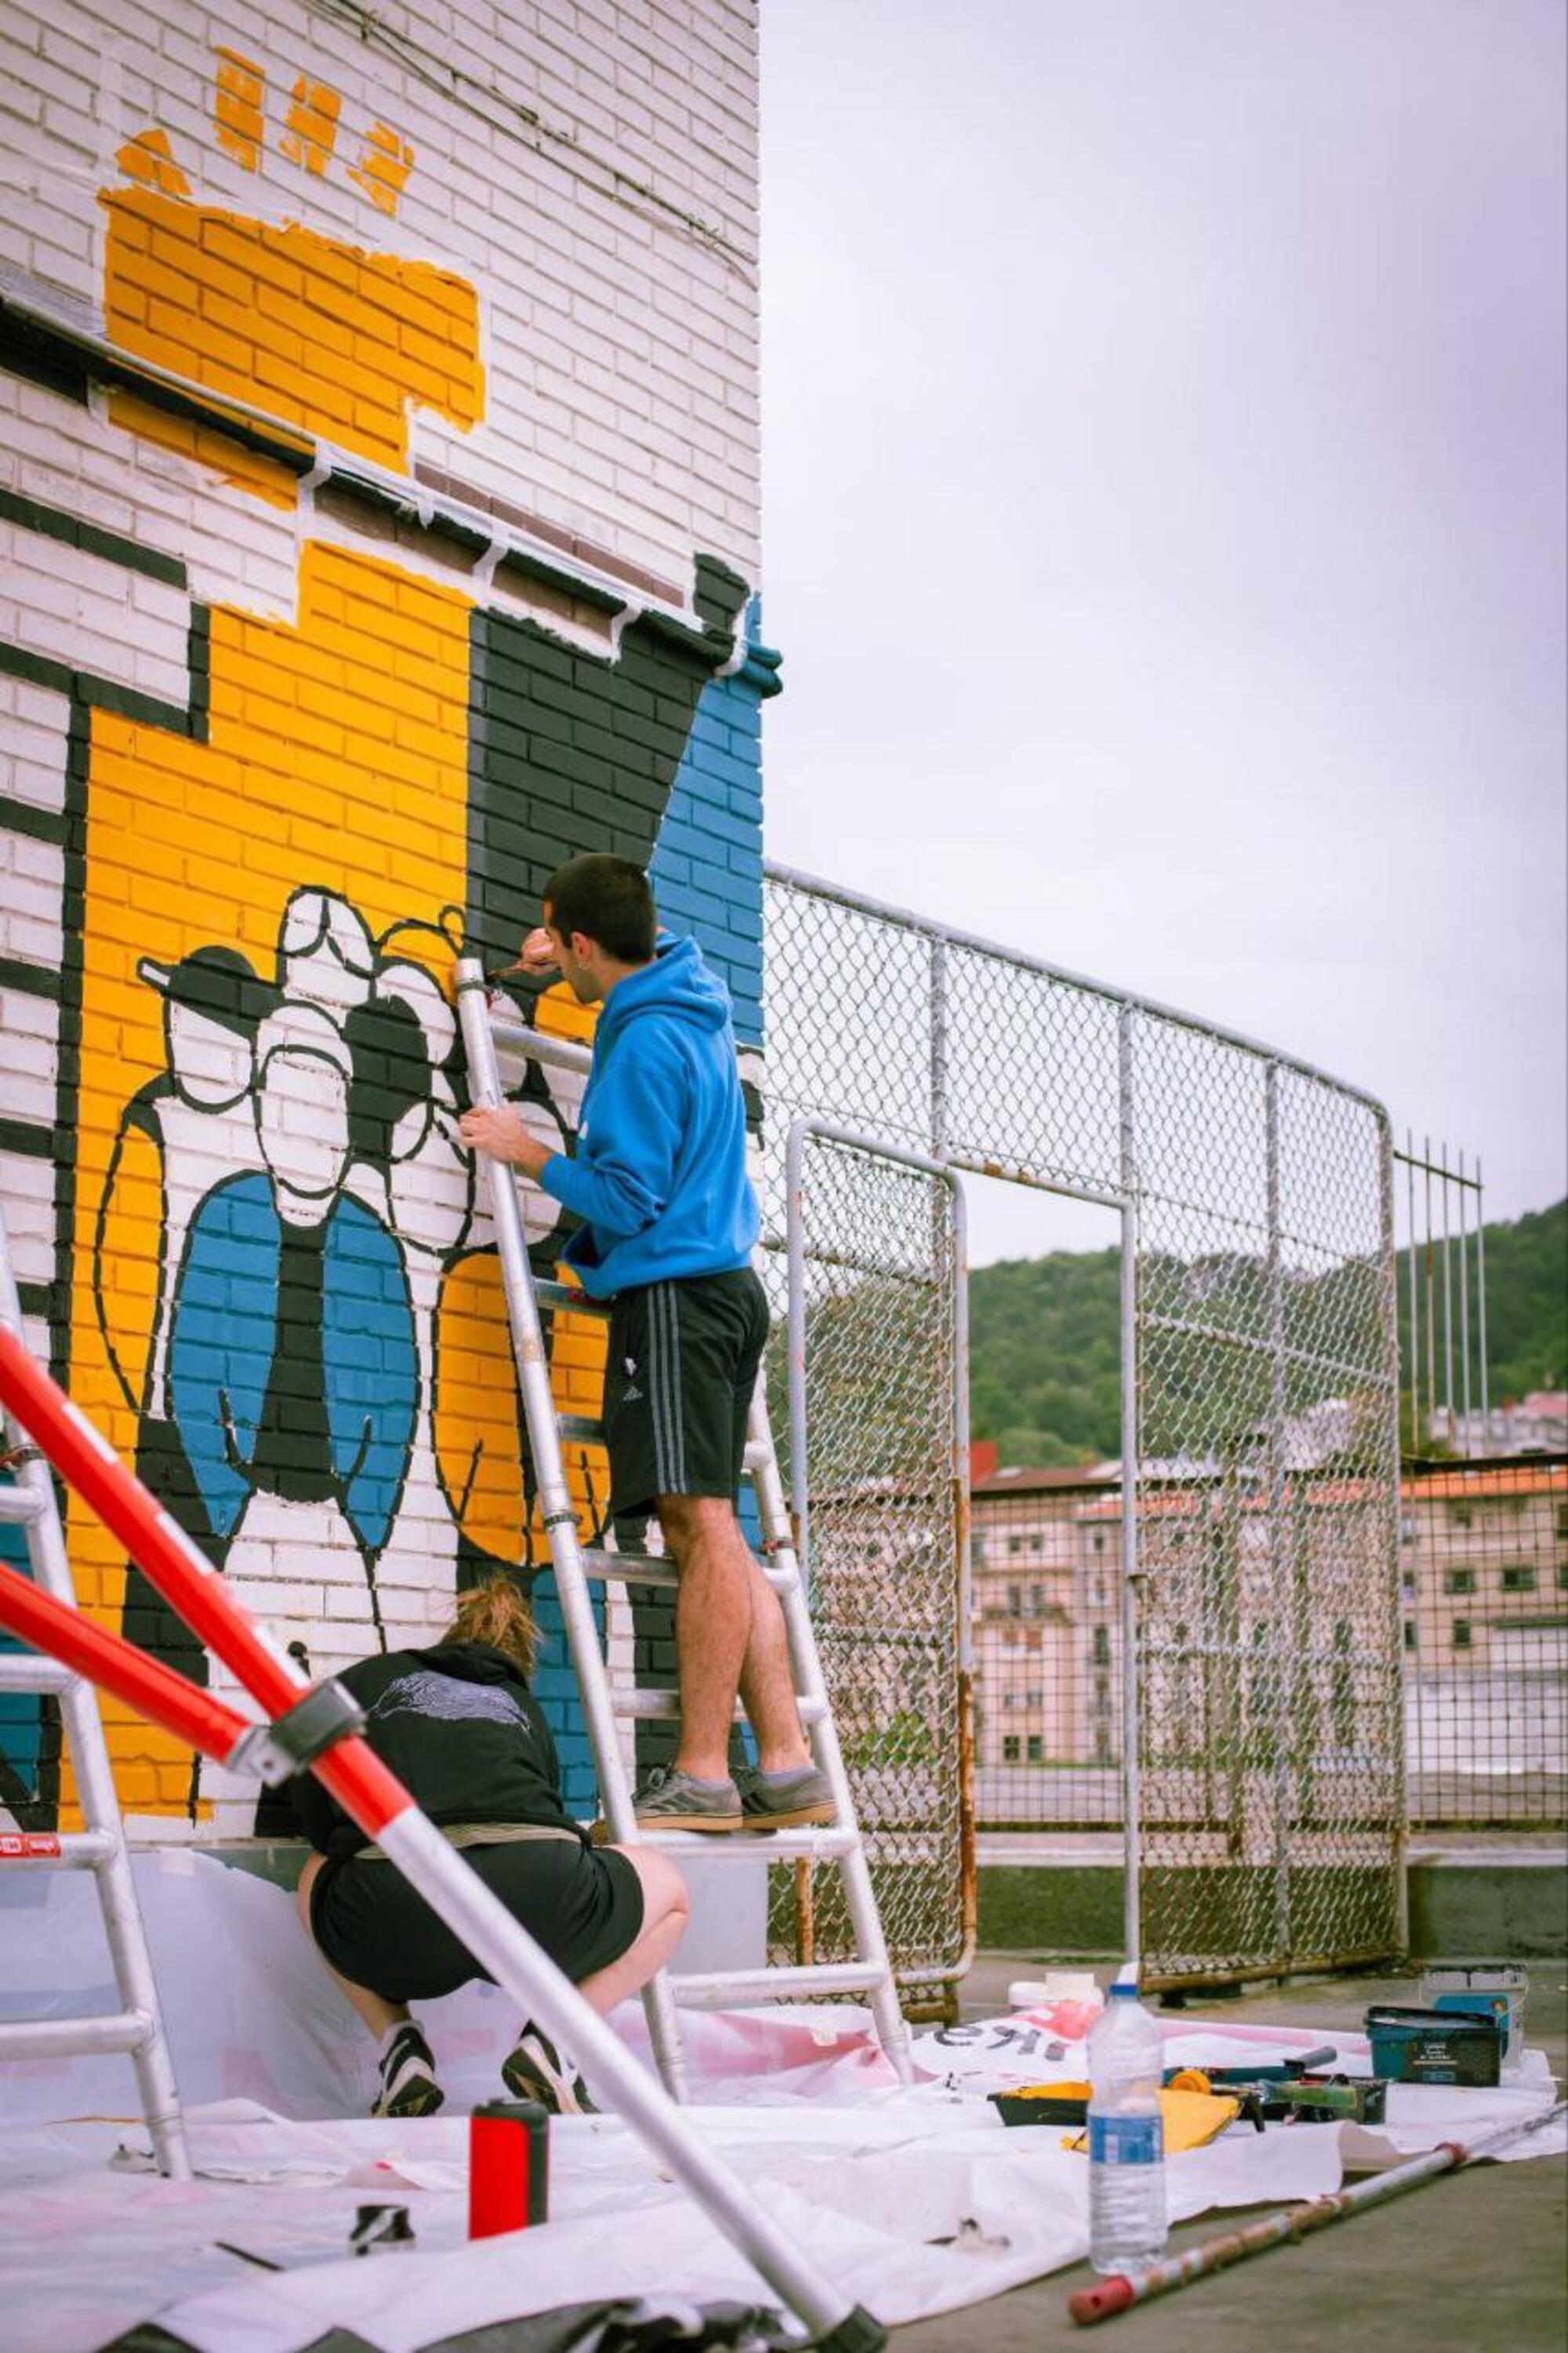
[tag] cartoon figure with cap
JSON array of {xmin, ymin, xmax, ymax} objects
[
  {"xmin": 340, "ymin": 945, "xmax": 495, "ymax": 1648},
  {"xmin": 95, "ymin": 943, "xmax": 276, "ymax": 1683}
]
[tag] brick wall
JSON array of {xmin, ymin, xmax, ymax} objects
[{"xmin": 0, "ymin": 0, "xmax": 776, "ymax": 1833}]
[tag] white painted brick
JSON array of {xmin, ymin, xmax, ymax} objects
[
  {"xmin": 0, "ymin": 989, "xmax": 62, "ymax": 1048},
  {"xmin": 0, "ymin": 1055, "xmax": 55, "ymax": 1128},
  {"xmin": 0, "ymin": 905, "xmax": 65, "ymax": 964},
  {"xmin": 3, "ymin": 831, "xmax": 64, "ymax": 891},
  {"xmin": 0, "ymin": 520, "xmax": 191, "ymax": 703},
  {"xmin": 0, "ymin": 1157, "xmax": 56, "ymax": 1240}
]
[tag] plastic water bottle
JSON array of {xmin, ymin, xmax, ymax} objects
[{"xmin": 1086, "ymin": 1981, "xmax": 1167, "ymax": 2274}]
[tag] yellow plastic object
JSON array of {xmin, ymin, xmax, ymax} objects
[{"xmin": 1062, "ymin": 2086, "xmax": 1240, "ymax": 2156}]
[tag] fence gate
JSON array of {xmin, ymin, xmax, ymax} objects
[
  {"xmin": 764, "ymin": 863, "xmax": 1404, "ymax": 1990},
  {"xmin": 764, "ymin": 1120, "xmax": 971, "ymax": 2005}
]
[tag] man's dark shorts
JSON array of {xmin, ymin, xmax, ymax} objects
[{"xmin": 602, "ymin": 1266, "xmax": 769, "ymax": 1520}]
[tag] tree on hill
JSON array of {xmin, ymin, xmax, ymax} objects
[{"xmin": 970, "ymin": 1197, "xmax": 1566, "ymax": 1467}]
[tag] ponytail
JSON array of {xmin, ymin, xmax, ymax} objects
[{"xmin": 440, "ymin": 1574, "xmax": 539, "ymax": 1676}]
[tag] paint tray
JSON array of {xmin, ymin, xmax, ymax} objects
[{"xmin": 989, "ymin": 2081, "xmax": 1091, "ymax": 2126}]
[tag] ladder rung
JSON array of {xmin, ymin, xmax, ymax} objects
[
  {"xmin": 0, "ymin": 1828, "xmax": 118, "ymax": 1869},
  {"xmin": 579, "ymin": 1548, "xmax": 678, "ymax": 1589},
  {"xmin": 613, "ymin": 1690, "xmax": 826, "ymax": 1724},
  {"xmin": 572, "ymin": 1549, "xmax": 793, "ymax": 1595},
  {"xmin": 633, "ymin": 1825, "xmax": 859, "ymax": 1862},
  {"xmin": 672, "ymin": 1963, "xmax": 888, "ymax": 2007},
  {"xmin": 0, "ymin": 1655, "xmax": 74, "ymax": 1695},
  {"xmin": 0, "ymin": 1487, "xmax": 45, "ymax": 1525},
  {"xmin": 536, "ymin": 1281, "xmax": 610, "ymax": 1318},
  {"xmin": 0, "ymin": 2009, "xmax": 154, "ymax": 2060}
]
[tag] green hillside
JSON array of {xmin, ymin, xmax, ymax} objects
[
  {"xmin": 1453, "ymin": 1199, "xmax": 1566, "ymax": 1404},
  {"xmin": 969, "ymin": 1196, "xmax": 1566, "ymax": 1468}
]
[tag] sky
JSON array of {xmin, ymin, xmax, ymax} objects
[{"xmin": 757, "ymin": 0, "xmax": 1566, "ymax": 1266}]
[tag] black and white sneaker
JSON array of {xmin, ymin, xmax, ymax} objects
[
  {"xmin": 501, "ymin": 2022, "xmax": 598, "ymax": 2115},
  {"xmin": 373, "ymin": 2021, "xmax": 445, "ymax": 2119}
]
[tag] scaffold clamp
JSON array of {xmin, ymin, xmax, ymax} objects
[{"xmin": 227, "ymin": 1677, "xmax": 368, "ymax": 1787}]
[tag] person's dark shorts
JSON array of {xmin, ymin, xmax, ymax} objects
[
  {"xmin": 308, "ymin": 1837, "xmax": 644, "ymax": 2004},
  {"xmin": 602, "ymin": 1267, "xmax": 769, "ymax": 1520}
]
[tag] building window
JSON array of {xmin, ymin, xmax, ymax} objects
[
  {"xmin": 1443, "ymin": 1569, "xmax": 1476, "ymax": 1595},
  {"xmin": 1007, "ymin": 1537, "xmax": 1024, "ymax": 1556},
  {"xmin": 1093, "ymin": 1534, "xmax": 1106, "ymax": 1553},
  {"xmin": 1555, "ymin": 1504, "xmax": 1568, "ymax": 1539},
  {"xmin": 1003, "ymin": 1692, "xmax": 1019, "ymax": 1711},
  {"xmin": 1452, "ymin": 1618, "xmax": 1472, "ymax": 1650},
  {"xmin": 1007, "ymin": 1585, "xmax": 1022, "ymax": 1618},
  {"xmin": 1403, "ymin": 1619, "xmax": 1416, "ymax": 1650},
  {"xmin": 1501, "ymin": 1566, "xmax": 1537, "ymax": 1592},
  {"xmin": 1448, "ymin": 1503, "xmax": 1473, "ymax": 1530},
  {"xmin": 1002, "ymin": 1736, "xmax": 1021, "ymax": 1763},
  {"xmin": 1091, "ymin": 1626, "xmax": 1111, "ymax": 1666},
  {"xmin": 1558, "ymin": 1565, "xmax": 1568, "ymax": 1589},
  {"xmin": 1025, "ymin": 1688, "xmax": 1043, "ymax": 1707},
  {"xmin": 1026, "ymin": 1735, "xmax": 1044, "ymax": 1763},
  {"xmin": 1029, "ymin": 1585, "xmax": 1046, "ymax": 1616}
]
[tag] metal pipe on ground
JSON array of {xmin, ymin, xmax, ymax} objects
[{"xmin": 1068, "ymin": 2099, "xmax": 1566, "ymax": 2327}]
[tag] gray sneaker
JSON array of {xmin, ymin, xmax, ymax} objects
[
  {"xmin": 622, "ymin": 1765, "xmax": 745, "ymax": 1834},
  {"xmin": 739, "ymin": 1762, "xmax": 836, "ymax": 1830}
]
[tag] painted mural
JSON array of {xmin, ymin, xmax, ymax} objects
[{"xmin": 0, "ymin": 45, "xmax": 762, "ymax": 1831}]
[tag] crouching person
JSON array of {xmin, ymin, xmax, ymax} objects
[{"xmin": 292, "ymin": 1576, "xmax": 689, "ymax": 2119}]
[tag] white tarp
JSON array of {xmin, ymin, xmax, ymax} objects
[{"xmin": 0, "ymin": 1851, "xmax": 1560, "ymax": 2353}]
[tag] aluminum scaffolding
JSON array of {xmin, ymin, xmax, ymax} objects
[{"xmin": 0, "ymin": 1200, "xmax": 188, "ymax": 2177}]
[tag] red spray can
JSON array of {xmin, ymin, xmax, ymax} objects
[{"xmin": 468, "ymin": 2100, "xmax": 550, "ymax": 2238}]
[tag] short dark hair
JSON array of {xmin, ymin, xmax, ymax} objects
[{"xmin": 543, "ymin": 854, "xmax": 656, "ymax": 964}]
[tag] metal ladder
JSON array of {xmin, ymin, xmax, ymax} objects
[
  {"xmin": 0, "ymin": 1202, "xmax": 189, "ymax": 2175},
  {"xmin": 456, "ymin": 958, "xmax": 913, "ymax": 2098}
]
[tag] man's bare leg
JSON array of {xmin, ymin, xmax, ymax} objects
[
  {"xmin": 658, "ymin": 1494, "xmax": 813, "ymax": 1779},
  {"xmin": 656, "ymin": 1493, "xmax": 755, "ymax": 1781},
  {"xmin": 738, "ymin": 1551, "xmax": 813, "ymax": 1774}
]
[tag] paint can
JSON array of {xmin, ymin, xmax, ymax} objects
[{"xmin": 468, "ymin": 2100, "xmax": 550, "ymax": 2239}]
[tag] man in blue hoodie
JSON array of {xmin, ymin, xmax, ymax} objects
[{"xmin": 459, "ymin": 854, "xmax": 833, "ymax": 1836}]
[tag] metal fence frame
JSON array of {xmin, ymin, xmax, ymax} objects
[
  {"xmin": 762, "ymin": 860, "xmax": 1404, "ymax": 1987},
  {"xmin": 783, "ymin": 1117, "xmax": 975, "ymax": 1994}
]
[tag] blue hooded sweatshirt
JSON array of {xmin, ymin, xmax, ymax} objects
[{"xmin": 538, "ymin": 935, "xmax": 759, "ymax": 1298}]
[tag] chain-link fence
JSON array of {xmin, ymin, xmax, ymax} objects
[
  {"xmin": 1403, "ymin": 1456, "xmax": 1568, "ymax": 1826},
  {"xmin": 971, "ymin": 1469, "xmax": 1123, "ymax": 1826},
  {"xmin": 761, "ymin": 1124, "xmax": 968, "ymax": 1995},
  {"xmin": 764, "ymin": 863, "xmax": 1403, "ymax": 1988}
]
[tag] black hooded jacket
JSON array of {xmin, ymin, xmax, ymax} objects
[{"xmin": 291, "ymin": 1643, "xmax": 586, "ymax": 1861}]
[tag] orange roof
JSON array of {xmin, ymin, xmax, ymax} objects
[{"xmin": 1401, "ymin": 1462, "xmax": 1566, "ymax": 1500}]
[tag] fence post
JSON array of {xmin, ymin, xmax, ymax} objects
[
  {"xmin": 1117, "ymin": 1005, "xmax": 1142, "ymax": 1973},
  {"xmin": 1264, "ymin": 1061, "xmax": 1292, "ymax": 1968},
  {"xmin": 1381, "ymin": 1113, "xmax": 1411, "ymax": 1952}
]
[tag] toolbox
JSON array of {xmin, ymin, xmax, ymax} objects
[
  {"xmin": 1421, "ymin": 1963, "xmax": 1528, "ymax": 2064},
  {"xmin": 1365, "ymin": 2004, "xmax": 1503, "ymax": 2087}
]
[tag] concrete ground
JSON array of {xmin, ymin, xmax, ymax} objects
[{"xmin": 889, "ymin": 1956, "xmax": 1567, "ymax": 2353}]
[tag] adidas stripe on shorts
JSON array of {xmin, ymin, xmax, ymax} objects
[{"xmin": 602, "ymin": 1267, "xmax": 769, "ymax": 1519}]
